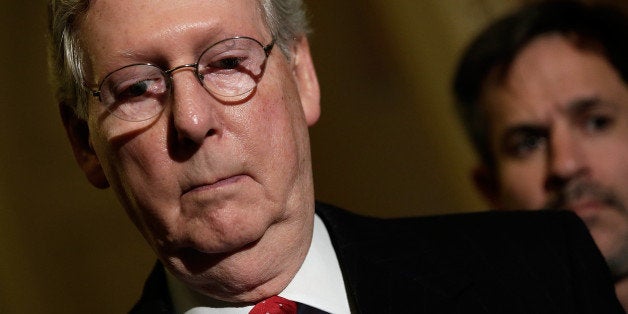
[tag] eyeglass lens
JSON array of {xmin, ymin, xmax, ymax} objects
[{"xmin": 97, "ymin": 37, "xmax": 271, "ymax": 121}]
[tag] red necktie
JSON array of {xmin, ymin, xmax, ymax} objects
[{"xmin": 249, "ymin": 295, "xmax": 297, "ymax": 314}]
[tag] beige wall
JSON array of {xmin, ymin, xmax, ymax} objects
[{"xmin": 1, "ymin": 1, "xmax": 521, "ymax": 313}]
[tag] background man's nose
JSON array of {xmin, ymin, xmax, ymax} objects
[{"xmin": 544, "ymin": 130, "xmax": 587, "ymax": 192}]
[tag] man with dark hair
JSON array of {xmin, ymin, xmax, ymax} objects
[
  {"xmin": 48, "ymin": 0, "xmax": 622, "ymax": 312},
  {"xmin": 454, "ymin": 1, "xmax": 628, "ymax": 310}
]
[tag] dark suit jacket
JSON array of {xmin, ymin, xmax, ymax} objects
[{"xmin": 130, "ymin": 202, "xmax": 623, "ymax": 313}]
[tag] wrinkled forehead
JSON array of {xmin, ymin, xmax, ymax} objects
[
  {"xmin": 79, "ymin": 0, "xmax": 268, "ymax": 76},
  {"xmin": 80, "ymin": 0, "xmax": 266, "ymax": 44},
  {"xmin": 483, "ymin": 34, "xmax": 614, "ymax": 115}
]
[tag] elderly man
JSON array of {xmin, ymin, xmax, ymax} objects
[
  {"xmin": 48, "ymin": 0, "xmax": 622, "ymax": 313},
  {"xmin": 454, "ymin": 1, "xmax": 628, "ymax": 311}
]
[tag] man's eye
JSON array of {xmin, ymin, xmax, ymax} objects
[
  {"xmin": 505, "ymin": 133, "xmax": 546, "ymax": 158},
  {"xmin": 212, "ymin": 57, "xmax": 243, "ymax": 70},
  {"xmin": 118, "ymin": 81, "xmax": 149, "ymax": 99},
  {"xmin": 112, "ymin": 77, "xmax": 167, "ymax": 103}
]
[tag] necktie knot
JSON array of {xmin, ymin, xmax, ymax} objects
[{"xmin": 249, "ymin": 295, "xmax": 297, "ymax": 314}]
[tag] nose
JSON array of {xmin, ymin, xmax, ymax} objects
[
  {"xmin": 544, "ymin": 129, "xmax": 587, "ymax": 191},
  {"xmin": 168, "ymin": 68, "xmax": 220, "ymax": 145}
]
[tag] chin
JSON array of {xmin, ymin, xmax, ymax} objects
[
  {"xmin": 164, "ymin": 242, "xmax": 278, "ymax": 300},
  {"xmin": 168, "ymin": 217, "xmax": 270, "ymax": 269}
]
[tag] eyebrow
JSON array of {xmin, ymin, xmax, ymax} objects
[
  {"xmin": 95, "ymin": 49, "xmax": 169, "ymax": 79},
  {"xmin": 565, "ymin": 96, "xmax": 605, "ymax": 115},
  {"xmin": 96, "ymin": 49, "xmax": 154, "ymax": 73},
  {"xmin": 115, "ymin": 49, "xmax": 158, "ymax": 64}
]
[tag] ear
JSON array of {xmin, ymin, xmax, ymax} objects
[
  {"xmin": 291, "ymin": 36, "xmax": 320, "ymax": 126},
  {"xmin": 472, "ymin": 164, "xmax": 502, "ymax": 209},
  {"xmin": 59, "ymin": 103, "xmax": 110, "ymax": 189}
]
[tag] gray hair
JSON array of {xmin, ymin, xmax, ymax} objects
[{"xmin": 47, "ymin": 0, "xmax": 311, "ymax": 120}]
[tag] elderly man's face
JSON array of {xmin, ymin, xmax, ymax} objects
[
  {"xmin": 479, "ymin": 34, "xmax": 628, "ymax": 278},
  {"xmin": 68, "ymin": 0, "xmax": 320, "ymax": 301}
]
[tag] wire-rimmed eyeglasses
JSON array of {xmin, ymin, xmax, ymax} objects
[{"xmin": 86, "ymin": 36, "xmax": 275, "ymax": 122}]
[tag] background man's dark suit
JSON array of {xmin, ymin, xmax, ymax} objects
[{"xmin": 132, "ymin": 203, "xmax": 623, "ymax": 313}]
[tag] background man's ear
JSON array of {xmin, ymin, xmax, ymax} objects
[
  {"xmin": 59, "ymin": 103, "xmax": 109, "ymax": 189},
  {"xmin": 472, "ymin": 164, "xmax": 502, "ymax": 209},
  {"xmin": 291, "ymin": 36, "xmax": 320, "ymax": 126}
]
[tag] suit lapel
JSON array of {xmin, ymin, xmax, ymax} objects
[{"xmin": 129, "ymin": 262, "xmax": 174, "ymax": 314}]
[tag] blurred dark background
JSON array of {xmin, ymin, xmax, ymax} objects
[{"xmin": 2, "ymin": 0, "xmax": 625, "ymax": 313}]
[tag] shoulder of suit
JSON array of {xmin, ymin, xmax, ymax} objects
[{"xmin": 315, "ymin": 201, "xmax": 584, "ymax": 238}]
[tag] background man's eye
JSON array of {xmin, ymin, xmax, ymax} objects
[
  {"xmin": 586, "ymin": 116, "xmax": 612, "ymax": 131},
  {"xmin": 519, "ymin": 135, "xmax": 542, "ymax": 151},
  {"xmin": 505, "ymin": 133, "xmax": 546, "ymax": 158}
]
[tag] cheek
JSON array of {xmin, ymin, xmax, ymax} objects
[
  {"xmin": 89, "ymin": 116, "xmax": 177, "ymax": 208},
  {"xmin": 497, "ymin": 161, "xmax": 548, "ymax": 210},
  {"xmin": 92, "ymin": 130, "xmax": 180, "ymax": 241},
  {"xmin": 243, "ymin": 82, "xmax": 309, "ymax": 189},
  {"xmin": 252, "ymin": 95, "xmax": 301, "ymax": 162},
  {"xmin": 93, "ymin": 120, "xmax": 169, "ymax": 176},
  {"xmin": 594, "ymin": 148, "xmax": 628, "ymax": 202}
]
